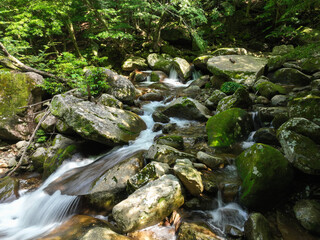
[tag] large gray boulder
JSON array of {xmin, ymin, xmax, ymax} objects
[
  {"xmin": 103, "ymin": 69, "xmax": 137, "ymax": 102},
  {"xmin": 147, "ymin": 53, "xmax": 172, "ymax": 74},
  {"xmin": 271, "ymin": 68, "xmax": 311, "ymax": 86},
  {"xmin": 122, "ymin": 56, "xmax": 148, "ymax": 71},
  {"xmin": 162, "ymin": 97, "xmax": 211, "ymax": 121},
  {"xmin": 207, "ymin": 55, "xmax": 267, "ymax": 85},
  {"xmin": 112, "ymin": 174, "xmax": 184, "ymax": 232},
  {"xmin": 50, "ymin": 94, "xmax": 146, "ymax": 146},
  {"xmin": 172, "ymin": 57, "xmax": 192, "ymax": 80}
]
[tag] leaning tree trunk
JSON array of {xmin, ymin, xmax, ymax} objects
[{"xmin": 65, "ymin": 16, "xmax": 83, "ymax": 59}]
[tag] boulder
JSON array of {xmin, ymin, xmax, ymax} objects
[
  {"xmin": 271, "ymin": 95, "xmax": 288, "ymax": 106},
  {"xmin": 150, "ymin": 71, "xmax": 167, "ymax": 82},
  {"xmin": 193, "ymin": 55, "xmax": 212, "ymax": 71},
  {"xmin": 300, "ymin": 57, "xmax": 320, "ymax": 74},
  {"xmin": 85, "ymin": 151, "xmax": 144, "ymax": 211},
  {"xmin": 196, "ymin": 151, "xmax": 228, "ymax": 169},
  {"xmin": 277, "ymin": 130, "xmax": 320, "ymax": 175},
  {"xmin": 178, "ymin": 222, "xmax": 222, "ymax": 240},
  {"xmin": 244, "ymin": 213, "xmax": 275, "ymax": 240},
  {"xmin": 278, "ymin": 117, "xmax": 320, "ymax": 144},
  {"xmin": 162, "ymin": 97, "xmax": 211, "ymax": 121},
  {"xmin": 212, "ymin": 47, "xmax": 248, "ymax": 56},
  {"xmin": 122, "ymin": 57, "xmax": 148, "ymax": 71},
  {"xmin": 38, "ymin": 215, "xmax": 129, "ymax": 240},
  {"xmin": 112, "ymin": 174, "xmax": 184, "ymax": 232},
  {"xmin": 139, "ymin": 92, "xmax": 164, "ymax": 101},
  {"xmin": 30, "ymin": 147, "xmax": 47, "ymax": 172},
  {"xmin": 173, "ymin": 159, "xmax": 203, "ymax": 196},
  {"xmin": 50, "ymin": 94, "xmax": 146, "ymax": 145},
  {"xmin": 272, "ymin": 45, "xmax": 294, "ymax": 55},
  {"xmin": 189, "ymin": 75, "xmax": 210, "ymax": 88},
  {"xmin": 205, "ymin": 90, "xmax": 227, "ymax": 110},
  {"xmin": 152, "ymin": 110, "xmax": 170, "ymax": 123},
  {"xmin": 207, "ymin": 55, "xmax": 267, "ymax": 85},
  {"xmin": 294, "ymin": 199, "xmax": 320, "ymax": 235},
  {"xmin": 216, "ymin": 87, "xmax": 251, "ymax": 113},
  {"xmin": 271, "ymin": 68, "xmax": 311, "ymax": 86},
  {"xmin": 97, "ymin": 94, "xmax": 123, "ymax": 109},
  {"xmin": 253, "ymin": 128, "xmax": 278, "ymax": 146},
  {"xmin": 156, "ymin": 135, "xmax": 184, "ymax": 150},
  {"xmin": 172, "ymin": 57, "xmax": 192, "ymax": 80},
  {"xmin": 206, "ymin": 108, "xmax": 252, "ymax": 148},
  {"xmin": 254, "ymin": 81, "xmax": 286, "ymax": 99},
  {"xmin": 0, "ymin": 71, "xmax": 43, "ymax": 140},
  {"xmin": 103, "ymin": 69, "xmax": 137, "ymax": 102},
  {"xmin": 235, "ymin": 143, "xmax": 293, "ymax": 209},
  {"xmin": 256, "ymin": 106, "xmax": 288, "ymax": 124},
  {"xmin": 147, "ymin": 53, "xmax": 172, "ymax": 74},
  {"xmin": 0, "ymin": 177, "xmax": 19, "ymax": 203},
  {"xmin": 146, "ymin": 144, "xmax": 195, "ymax": 165},
  {"xmin": 127, "ymin": 161, "xmax": 170, "ymax": 193},
  {"xmin": 288, "ymin": 95, "xmax": 320, "ymax": 125}
]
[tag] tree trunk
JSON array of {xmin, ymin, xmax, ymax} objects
[
  {"xmin": 65, "ymin": 16, "xmax": 83, "ymax": 58},
  {"xmin": 152, "ymin": 12, "xmax": 167, "ymax": 52}
]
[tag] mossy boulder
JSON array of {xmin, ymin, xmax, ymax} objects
[
  {"xmin": 122, "ymin": 57, "xmax": 148, "ymax": 71},
  {"xmin": 50, "ymin": 94, "xmax": 146, "ymax": 145},
  {"xmin": 272, "ymin": 45, "xmax": 294, "ymax": 55},
  {"xmin": 147, "ymin": 53, "xmax": 172, "ymax": 74},
  {"xmin": 193, "ymin": 55, "xmax": 213, "ymax": 71},
  {"xmin": 271, "ymin": 68, "xmax": 311, "ymax": 86},
  {"xmin": 127, "ymin": 161, "xmax": 170, "ymax": 193},
  {"xmin": 162, "ymin": 97, "xmax": 211, "ymax": 121},
  {"xmin": 294, "ymin": 199, "xmax": 320, "ymax": 235},
  {"xmin": 300, "ymin": 57, "xmax": 320, "ymax": 74},
  {"xmin": 216, "ymin": 87, "xmax": 251, "ymax": 113},
  {"xmin": 235, "ymin": 143, "xmax": 294, "ymax": 209},
  {"xmin": 151, "ymin": 110, "xmax": 170, "ymax": 123},
  {"xmin": 254, "ymin": 81, "xmax": 286, "ymax": 99},
  {"xmin": 0, "ymin": 71, "xmax": 43, "ymax": 140},
  {"xmin": 212, "ymin": 47, "xmax": 248, "ymax": 56},
  {"xmin": 156, "ymin": 135, "xmax": 184, "ymax": 150},
  {"xmin": 97, "ymin": 94, "xmax": 123, "ymax": 109},
  {"xmin": 244, "ymin": 213, "xmax": 275, "ymax": 240},
  {"xmin": 277, "ymin": 130, "xmax": 320, "ymax": 175},
  {"xmin": 112, "ymin": 174, "xmax": 184, "ymax": 232},
  {"xmin": 205, "ymin": 90, "xmax": 227, "ymax": 110},
  {"xmin": 288, "ymin": 95, "xmax": 320, "ymax": 125},
  {"xmin": 30, "ymin": 147, "xmax": 47, "ymax": 173},
  {"xmin": 173, "ymin": 159, "xmax": 203, "ymax": 196},
  {"xmin": 206, "ymin": 108, "xmax": 252, "ymax": 148}
]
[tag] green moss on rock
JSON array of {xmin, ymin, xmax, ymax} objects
[
  {"xmin": 254, "ymin": 81, "xmax": 286, "ymax": 99},
  {"xmin": 236, "ymin": 143, "xmax": 293, "ymax": 209}
]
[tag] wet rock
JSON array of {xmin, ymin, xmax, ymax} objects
[
  {"xmin": 153, "ymin": 123, "xmax": 163, "ymax": 132},
  {"xmin": 162, "ymin": 123, "xmax": 177, "ymax": 134},
  {"xmin": 205, "ymin": 90, "xmax": 227, "ymax": 110},
  {"xmin": 244, "ymin": 213, "xmax": 275, "ymax": 240},
  {"xmin": 172, "ymin": 57, "xmax": 192, "ymax": 80},
  {"xmin": 97, "ymin": 94, "xmax": 123, "ymax": 109},
  {"xmin": 147, "ymin": 53, "xmax": 172, "ymax": 74},
  {"xmin": 271, "ymin": 95, "xmax": 288, "ymax": 106},
  {"xmin": 50, "ymin": 94, "xmax": 146, "ymax": 145},
  {"xmin": 278, "ymin": 129, "xmax": 320, "ymax": 175},
  {"xmin": 127, "ymin": 161, "xmax": 170, "ymax": 193},
  {"xmin": 55, "ymin": 119, "xmax": 76, "ymax": 135},
  {"xmin": 236, "ymin": 143, "xmax": 293, "ymax": 209},
  {"xmin": 300, "ymin": 57, "xmax": 320, "ymax": 74},
  {"xmin": 162, "ymin": 97, "xmax": 211, "ymax": 121},
  {"xmin": 254, "ymin": 81, "xmax": 286, "ymax": 99},
  {"xmin": 178, "ymin": 222, "xmax": 221, "ymax": 240},
  {"xmin": 0, "ymin": 71, "xmax": 43, "ymax": 141},
  {"xmin": 156, "ymin": 135, "xmax": 184, "ymax": 150},
  {"xmin": 30, "ymin": 147, "xmax": 47, "ymax": 172},
  {"xmin": 85, "ymin": 151, "xmax": 144, "ymax": 211},
  {"xmin": 189, "ymin": 75, "xmax": 210, "ymax": 88},
  {"xmin": 173, "ymin": 159, "xmax": 203, "ymax": 196},
  {"xmin": 196, "ymin": 151, "xmax": 228, "ymax": 169},
  {"xmin": 43, "ymin": 134, "xmax": 80, "ymax": 178},
  {"xmin": 271, "ymin": 68, "xmax": 311, "ymax": 86},
  {"xmin": 140, "ymin": 92, "xmax": 164, "ymax": 101},
  {"xmin": 256, "ymin": 106, "xmax": 288, "ymax": 124},
  {"xmin": 103, "ymin": 69, "xmax": 137, "ymax": 102},
  {"xmin": 146, "ymin": 144, "xmax": 195, "ymax": 165},
  {"xmin": 35, "ymin": 113, "xmax": 57, "ymax": 133},
  {"xmin": 182, "ymin": 85, "xmax": 201, "ymax": 98},
  {"xmin": 253, "ymin": 128, "xmax": 279, "ymax": 146},
  {"xmin": 122, "ymin": 57, "xmax": 148, "ymax": 71},
  {"xmin": 207, "ymin": 55, "xmax": 267, "ymax": 85},
  {"xmin": 112, "ymin": 174, "xmax": 184, "ymax": 232},
  {"xmin": 193, "ymin": 55, "xmax": 213, "ymax": 71},
  {"xmin": 152, "ymin": 111, "xmax": 170, "ymax": 123},
  {"xmin": 216, "ymin": 87, "xmax": 251, "ymax": 113},
  {"xmin": 278, "ymin": 117, "xmax": 320, "ymax": 144},
  {"xmin": 0, "ymin": 177, "xmax": 19, "ymax": 203},
  {"xmin": 206, "ymin": 108, "xmax": 252, "ymax": 148},
  {"xmin": 288, "ymin": 94, "xmax": 320, "ymax": 125},
  {"xmin": 134, "ymin": 71, "xmax": 148, "ymax": 82},
  {"xmin": 293, "ymin": 199, "xmax": 320, "ymax": 235},
  {"xmin": 255, "ymin": 96, "xmax": 270, "ymax": 105},
  {"xmin": 39, "ymin": 215, "xmax": 127, "ymax": 240}
]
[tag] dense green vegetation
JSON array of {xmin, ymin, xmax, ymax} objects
[{"xmin": 0, "ymin": 0, "xmax": 319, "ymax": 95}]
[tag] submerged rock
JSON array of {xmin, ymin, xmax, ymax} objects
[
  {"xmin": 50, "ymin": 94, "xmax": 146, "ymax": 146},
  {"xmin": 173, "ymin": 159, "xmax": 203, "ymax": 196},
  {"xmin": 162, "ymin": 97, "xmax": 211, "ymax": 121},
  {"xmin": 236, "ymin": 143, "xmax": 293, "ymax": 209},
  {"xmin": 294, "ymin": 199, "xmax": 320, "ymax": 235},
  {"xmin": 112, "ymin": 174, "xmax": 184, "ymax": 232},
  {"xmin": 206, "ymin": 108, "xmax": 252, "ymax": 148}
]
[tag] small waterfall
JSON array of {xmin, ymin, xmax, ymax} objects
[{"xmin": 169, "ymin": 67, "xmax": 178, "ymax": 80}]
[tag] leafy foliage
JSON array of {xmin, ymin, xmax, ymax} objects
[
  {"xmin": 220, "ymin": 82, "xmax": 244, "ymax": 95},
  {"xmin": 35, "ymin": 129, "xmax": 47, "ymax": 143}
]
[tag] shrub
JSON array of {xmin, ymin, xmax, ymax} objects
[{"xmin": 220, "ymin": 81, "xmax": 244, "ymax": 95}]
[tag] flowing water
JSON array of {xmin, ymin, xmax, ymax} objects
[{"xmin": 0, "ymin": 69, "xmax": 248, "ymax": 239}]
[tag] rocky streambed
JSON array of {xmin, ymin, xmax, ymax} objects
[{"xmin": 0, "ymin": 46, "xmax": 320, "ymax": 240}]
